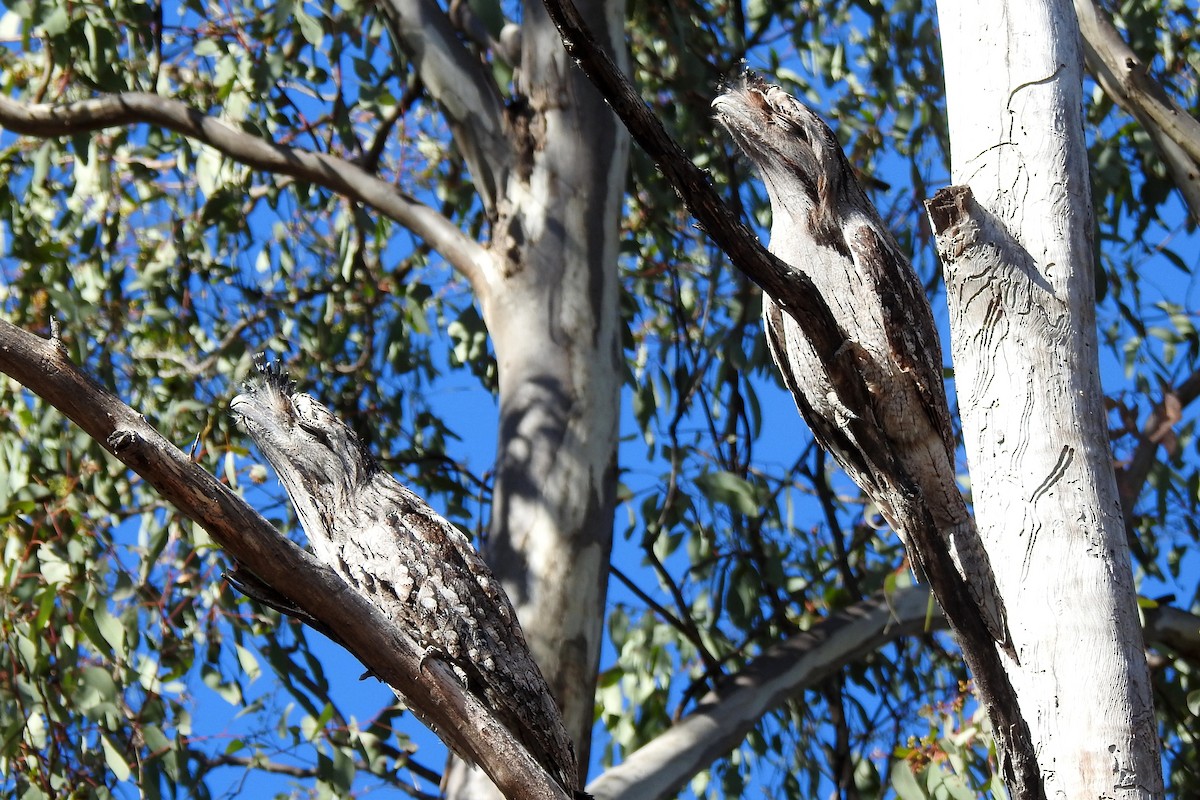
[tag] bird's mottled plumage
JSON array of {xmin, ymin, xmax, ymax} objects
[
  {"xmin": 230, "ymin": 359, "xmax": 579, "ymax": 793},
  {"xmin": 713, "ymin": 74, "xmax": 1009, "ymax": 653}
]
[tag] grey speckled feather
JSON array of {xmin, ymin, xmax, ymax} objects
[
  {"xmin": 230, "ymin": 359, "xmax": 579, "ymax": 793},
  {"xmin": 714, "ymin": 74, "xmax": 1010, "ymax": 654}
]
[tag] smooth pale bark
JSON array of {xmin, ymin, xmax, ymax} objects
[
  {"xmin": 932, "ymin": 2, "xmax": 1163, "ymax": 797},
  {"xmin": 443, "ymin": 1, "xmax": 629, "ymax": 796}
]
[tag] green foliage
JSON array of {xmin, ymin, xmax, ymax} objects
[
  {"xmin": 0, "ymin": 0, "xmax": 1197, "ymax": 796},
  {"xmin": 889, "ymin": 695, "xmax": 1006, "ymax": 800},
  {"xmin": 0, "ymin": 0, "xmax": 482, "ymax": 795}
]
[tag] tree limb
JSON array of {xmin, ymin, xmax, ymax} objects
[
  {"xmin": 0, "ymin": 317, "xmax": 566, "ymax": 800},
  {"xmin": 1074, "ymin": 0, "xmax": 1200, "ymax": 223},
  {"xmin": 371, "ymin": 0, "xmax": 511, "ymax": 213},
  {"xmin": 1144, "ymin": 603, "xmax": 1200, "ymax": 665},
  {"xmin": 1117, "ymin": 369, "xmax": 1200, "ymax": 533},
  {"xmin": 0, "ymin": 92, "xmax": 491, "ymax": 292},
  {"xmin": 1074, "ymin": 0, "xmax": 1200, "ymax": 165},
  {"xmin": 588, "ymin": 580, "xmax": 1200, "ymax": 800},
  {"xmin": 586, "ymin": 587, "xmax": 934, "ymax": 800},
  {"xmin": 201, "ymin": 752, "xmax": 441, "ymax": 800}
]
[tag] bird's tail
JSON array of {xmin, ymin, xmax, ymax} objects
[{"xmin": 946, "ymin": 519, "xmax": 1017, "ymax": 662}]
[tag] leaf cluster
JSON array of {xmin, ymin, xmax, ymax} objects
[{"xmin": 0, "ymin": 0, "xmax": 1198, "ymax": 797}]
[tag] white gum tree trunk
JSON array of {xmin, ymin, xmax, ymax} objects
[
  {"xmin": 930, "ymin": 1, "xmax": 1163, "ymax": 796},
  {"xmin": 444, "ymin": 1, "xmax": 629, "ymax": 796}
]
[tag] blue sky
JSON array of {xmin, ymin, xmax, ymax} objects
[{"xmin": 4, "ymin": 2, "xmax": 1198, "ymax": 796}]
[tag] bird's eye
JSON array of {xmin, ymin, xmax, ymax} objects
[
  {"xmin": 292, "ymin": 397, "xmax": 328, "ymax": 429},
  {"xmin": 770, "ymin": 113, "xmax": 808, "ymax": 144},
  {"xmin": 296, "ymin": 413, "xmax": 340, "ymax": 453}
]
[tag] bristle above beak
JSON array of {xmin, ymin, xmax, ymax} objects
[
  {"xmin": 249, "ymin": 352, "xmax": 296, "ymax": 395},
  {"xmin": 739, "ymin": 67, "xmax": 766, "ymax": 89},
  {"xmin": 715, "ymin": 64, "xmax": 761, "ymax": 97}
]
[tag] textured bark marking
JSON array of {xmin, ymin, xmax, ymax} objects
[
  {"xmin": 956, "ymin": 285, "xmax": 1007, "ymax": 403},
  {"xmin": 1016, "ymin": 445, "xmax": 1080, "ymax": 574},
  {"xmin": 1019, "ymin": 515, "xmax": 1045, "ymax": 585},
  {"xmin": 1029, "ymin": 445, "xmax": 1075, "ymax": 506},
  {"xmin": 231, "ymin": 360, "xmax": 581, "ymax": 795},
  {"xmin": 1008, "ymin": 390, "xmax": 1039, "ymax": 474}
]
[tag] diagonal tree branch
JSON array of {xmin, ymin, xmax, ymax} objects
[
  {"xmin": 0, "ymin": 92, "xmax": 492, "ymax": 292},
  {"xmin": 1074, "ymin": 0, "xmax": 1200, "ymax": 222},
  {"xmin": 535, "ymin": 0, "xmax": 1038, "ymax": 794},
  {"xmin": 588, "ymin": 584, "xmax": 1200, "ymax": 800},
  {"xmin": 1144, "ymin": 603, "xmax": 1200, "ymax": 665},
  {"xmin": 587, "ymin": 587, "xmax": 934, "ymax": 800},
  {"xmin": 372, "ymin": 0, "xmax": 511, "ymax": 213},
  {"xmin": 1073, "ymin": 0, "xmax": 1200, "ymax": 165},
  {"xmin": 0, "ymin": 317, "xmax": 565, "ymax": 800}
]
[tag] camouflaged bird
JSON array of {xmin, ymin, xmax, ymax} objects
[
  {"xmin": 230, "ymin": 358, "xmax": 580, "ymax": 794},
  {"xmin": 713, "ymin": 73, "xmax": 1011, "ymax": 655}
]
